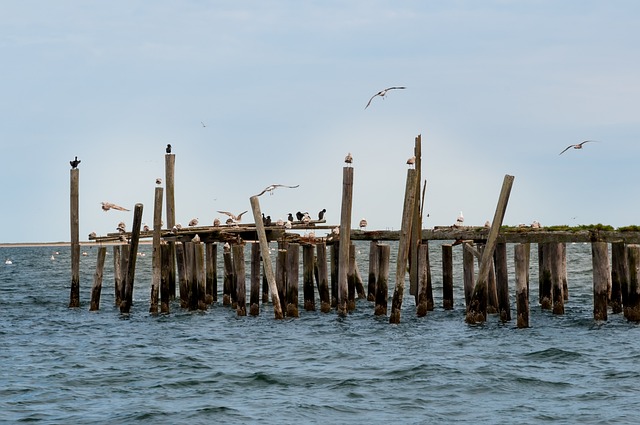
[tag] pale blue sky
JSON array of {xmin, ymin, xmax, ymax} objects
[{"xmin": 1, "ymin": 1, "xmax": 639, "ymax": 242}]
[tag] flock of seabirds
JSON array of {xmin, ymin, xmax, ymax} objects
[{"xmin": 64, "ymin": 86, "xmax": 598, "ymax": 243}]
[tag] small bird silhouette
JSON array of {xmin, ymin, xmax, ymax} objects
[
  {"xmin": 345, "ymin": 152, "xmax": 353, "ymax": 166},
  {"xmin": 201, "ymin": 121, "xmax": 206, "ymax": 128},
  {"xmin": 407, "ymin": 156, "xmax": 416, "ymax": 167},
  {"xmin": 318, "ymin": 208, "xmax": 326, "ymax": 220},
  {"xmin": 70, "ymin": 156, "xmax": 81, "ymax": 169},
  {"xmin": 365, "ymin": 86, "xmax": 406, "ymax": 109},
  {"xmin": 166, "ymin": 144, "xmax": 172, "ymax": 154},
  {"xmin": 188, "ymin": 218, "xmax": 199, "ymax": 227},
  {"xmin": 101, "ymin": 202, "xmax": 129, "ymax": 212},
  {"xmin": 155, "ymin": 178, "xmax": 162, "ymax": 185},
  {"xmin": 255, "ymin": 184, "xmax": 300, "ymax": 197},
  {"xmin": 559, "ymin": 140, "xmax": 598, "ymax": 155}
]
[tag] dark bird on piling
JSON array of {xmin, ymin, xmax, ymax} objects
[
  {"xmin": 559, "ymin": 140, "xmax": 598, "ymax": 155},
  {"xmin": 345, "ymin": 152, "xmax": 353, "ymax": 166},
  {"xmin": 255, "ymin": 184, "xmax": 300, "ymax": 197},
  {"xmin": 288, "ymin": 213, "xmax": 294, "ymax": 222},
  {"xmin": 296, "ymin": 211, "xmax": 304, "ymax": 221},
  {"xmin": 166, "ymin": 144, "xmax": 172, "ymax": 154},
  {"xmin": 365, "ymin": 86, "xmax": 406, "ymax": 109},
  {"xmin": 318, "ymin": 208, "xmax": 326, "ymax": 220},
  {"xmin": 101, "ymin": 202, "xmax": 129, "ymax": 212},
  {"xmin": 265, "ymin": 216, "xmax": 272, "ymax": 226},
  {"xmin": 407, "ymin": 156, "xmax": 416, "ymax": 167},
  {"xmin": 70, "ymin": 156, "xmax": 81, "ymax": 169},
  {"xmin": 155, "ymin": 178, "xmax": 162, "ymax": 185},
  {"xmin": 217, "ymin": 210, "xmax": 248, "ymax": 224}
]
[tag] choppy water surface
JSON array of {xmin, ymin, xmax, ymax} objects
[{"xmin": 1, "ymin": 242, "xmax": 639, "ymax": 424}]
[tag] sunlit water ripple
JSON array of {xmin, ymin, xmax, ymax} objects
[{"xmin": 1, "ymin": 242, "xmax": 639, "ymax": 424}]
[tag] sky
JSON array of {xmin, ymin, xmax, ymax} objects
[{"xmin": 1, "ymin": 0, "xmax": 640, "ymax": 243}]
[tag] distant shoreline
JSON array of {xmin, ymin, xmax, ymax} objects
[{"xmin": 0, "ymin": 241, "xmax": 152, "ymax": 248}]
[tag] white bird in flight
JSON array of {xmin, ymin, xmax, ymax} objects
[
  {"xmin": 101, "ymin": 202, "xmax": 129, "ymax": 212},
  {"xmin": 559, "ymin": 140, "xmax": 598, "ymax": 155},
  {"xmin": 217, "ymin": 210, "xmax": 248, "ymax": 224},
  {"xmin": 365, "ymin": 86, "xmax": 406, "ymax": 109},
  {"xmin": 255, "ymin": 184, "xmax": 300, "ymax": 197}
]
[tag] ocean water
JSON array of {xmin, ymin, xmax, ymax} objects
[{"xmin": 1, "ymin": 241, "xmax": 639, "ymax": 424}]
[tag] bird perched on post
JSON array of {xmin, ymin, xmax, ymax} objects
[
  {"xmin": 365, "ymin": 86, "xmax": 406, "ymax": 109},
  {"xmin": 166, "ymin": 144, "xmax": 172, "ymax": 154},
  {"xmin": 296, "ymin": 211, "xmax": 304, "ymax": 221},
  {"xmin": 188, "ymin": 218, "xmax": 199, "ymax": 227},
  {"xmin": 70, "ymin": 156, "xmax": 81, "ymax": 169},
  {"xmin": 101, "ymin": 202, "xmax": 129, "ymax": 212},
  {"xmin": 407, "ymin": 156, "xmax": 416, "ymax": 167},
  {"xmin": 359, "ymin": 218, "xmax": 368, "ymax": 230},
  {"xmin": 318, "ymin": 208, "xmax": 326, "ymax": 220},
  {"xmin": 155, "ymin": 178, "xmax": 162, "ymax": 185},
  {"xmin": 455, "ymin": 211, "xmax": 464, "ymax": 227},
  {"xmin": 559, "ymin": 140, "xmax": 598, "ymax": 155},
  {"xmin": 213, "ymin": 218, "xmax": 221, "ymax": 227},
  {"xmin": 217, "ymin": 210, "xmax": 248, "ymax": 224},
  {"xmin": 288, "ymin": 213, "xmax": 294, "ymax": 222},
  {"xmin": 344, "ymin": 152, "xmax": 353, "ymax": 166}
]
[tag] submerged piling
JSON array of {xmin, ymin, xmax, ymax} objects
[
  {"xmin": 120, "ymin": 203, "xmax": 143, "ymax": 314},
  {"xmin": 375, "ymin": 244, "xmax": 391, "ymax": 316},
  {"xmin": 303, "ymin": 244, "xmax": 315, "ymax": 311},
  {"xmin": 89, "ymin": 246, "xmax": 107, "ymax": 311},
  {"xmin": 495, "ymin": 242, "xmax": 511, "ymax": 321},
  {"xmin": 611, "ymin": 242, "xmax": 626, "ymax": 315},
  {"xmin": 626, "ymin": 244, "xmax": 640, "ymax": 321},
  {"xmin": 250, "ymin": 243, "xmax": 260, "ymax": 316},
  {"xmin": 515, "ymin": 243, "xmax": 529, "ymax": 328},
  {"xmin": 150, "ymin": 186, "xmax": 163, "ymax": 314},
  {"xmin": 367, "ymin": 241, "xmax": 379, "ymax": 301},
  {"xmin": 233, "ymin": 244, "xmax": 246, "ymax": 316},
  {"xmin": 286, "ymin": 243, "xmax": 300, "ymax": 317},
  {"xmin": 205, "ymin": 243, "xmax": 217, "ymax": 304},
  {"xmin": 416, "ymin": 244, "xmax": 430, "ymax": 317},
  {"xmin": 316, "ymin": 243, "xmax": 331, "ymax": 312},
  {"xmin": 592, "ymin": 241, "xmax": 610, "ymax": 321}
]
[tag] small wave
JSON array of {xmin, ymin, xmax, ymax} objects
[{"xmin": 523, "ymin": 347, "xmax": 583, "ymax": 362}]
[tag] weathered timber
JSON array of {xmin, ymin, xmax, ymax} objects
[
  {"xmin": 205, "ymin": 243, "xmax": 217, "ymax": 304},
  {"xmin": 194, "ymin": 241, "xmax": 206, "ymax": 310},
  {"xmin": 120, "ymin": 203, "xmax": 143, "ymax": 314},
  {"xmin": 442, "ymin": 244, "xmax": 454, "ymax": 310},
  {"xmin": 337, "ymin": 166, "xmax": 354, "ymax": 316},
  {"xmin": 330, "ymin": 244, "xmax": 338, "ymax": 307},
  {"xmin": 410, "ymin": 134, "xmax": 422, "ymax": 300},
  {"xmin": 184, "ymin": 241, "xmax": 196, "ymax": 310},
  {"xmin": 176, "ymin": 242, "xmax": 188, "ymax": 308},
  {"xmin": 514, "ymin": 243, "xmax": 529, "ymax": 328},
  {"xmin": 592, "ymin": 241, "xmax": 610, "ymax": 321},
  {"xmin": 390, "ymin": 168, "xmax": 418, "ymax": 324},
  {"xmin": 150, "ymin": 186, "xmax": 163, "ymax": 314},
  {"xmin": 561, "ymin": 243, "xmax": 568, "ymax": 300},
  {"xmin": 113, "ymin": 245, "xmax": 123, "ymax": 307},
  {"xmin": 316, "ymin": 243, "xmax": 331, "ymax": 313},
  {"xmin": 276, "ymin": 243, "xmax": 287, "ymax": 314},
  {"xmin": 222, "ymin": 245, "xmax": 233, "ymax": 307},
  {"xmin": 611, "ymin": 242, "xmax": 627, "ymax": 315},
  {"xmin": 375, "ymin": 244, "xmax": 391, "ymax": 316},
  {"xmin": 347, "ymin": 243, "xmax": 356, "ymax": 312},
  {"xmin": 495, "ymin": 242, "xmax": 511, "ymax": 321},
  {"xmin": 462, "ymin": 242, "xmax": 475, "ymax": 308},
  {"xmin": 416, "ymin": 244, "xmax": 430, "ymax": 317},
  {"xmin": 233, "ymin": 244, "xmax": 246, "ymax": 316},
  {"xmin": 165, "ymin": 153, "xmax": 177, "ymax": 300},
  {"xmin": 466, "ymin": 174, "xmax": 514, "ymax": 324},
  {"xmin": 626, "ymin": 245, "xmax": 640, "ymax": 321},
  {"xmin": 549, "ymin": 243, "xmax": 564, "ymax": 315},
  {"xmin": 69, "ymin": 168, "xmax": 80, "ymax": 308},
  {"xmin": 303, "ymin": 244, "xmax": 315, "ymax": 311},
  {"xmin": 480, "ymin": 244, "xmax": 499, "ymax": 314},
  {"xmin": 118, "ymin": 245, "xmax": 129, "ymax": 306},
  {"xmin": 354, "ymin": 255, "xmax": 366, "ymax": 299},
  {"xmin": 367, "ymin": 241, "xmax": 379, "ymax": 301},
  {"xmin": 250, "ymin": 242, "xmax": 260, "ymax": 316},
  {"xmin": 160, "ymin": 242, "xmax": 170, "ymax": 313},
  {"xmin": 89, "ymin": 246, "xmax": 107, "ymax": 311},
  {"xmin": 286, "ymin": 243, "xmax": 300, "ymax": 317}
]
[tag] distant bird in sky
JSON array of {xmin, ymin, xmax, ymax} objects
[
  {"xmin": 101, "ymin": 202, "xmax": 129, "ymax": 212},
  {"xmin": 359, "ymin": 218, "xmax": 368, "ymax": 230},
  {"xmin": 455, "ymin": 211, "xmax": 464, "ymax": 226},
  {"xmin": 70, "ymin": 156, "xmax": 81, "ymax": 169},
  {"xmin": 559, "ymin": 140, "xmax": 598, "ymax": 155},
  {"xmin": 407, "ymin": 156, "xmax": 416, "ymax": 167},
  {"xmin": 365, "ymin": 86, "xmax": 406, "ymax": 109},
  {"xmin": 318, "ymin": 208, "xmax": 326, "ymax": 220},
  {"xmin": 255, "ymin": 183, "xmax": 300, "ymax": 197},
  {"xmin": 166, "ymin": 144, "xmax": 172, "ymax": 154},
  {"xmin": 345, "ymin": 152, "xmax": 353, "ymax": 166},
  {"xmin": 188, "ymin": 218, "xmax": 199, "ymax": 227},
  {"xmin": 217, "ymin": 210, "xmax": 248, "ymax": 224},
  {"xmin": 201, "ymin": 121, "xmax": 206, "ymax": 127}
]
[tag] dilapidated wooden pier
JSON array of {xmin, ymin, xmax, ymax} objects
[{"xmin": 69, "ymin": 134, "xmax": 640, "ymax": 326}]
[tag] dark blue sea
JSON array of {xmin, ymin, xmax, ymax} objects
[{"xmin": 1, "ymin": 241, "xmax": 639, "ymax": 424}]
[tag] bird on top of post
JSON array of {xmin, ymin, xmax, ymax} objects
[
  {"xmin": 188, "ymin": 218, "xmax": 199, "ymax": 227},
  {"xmin": 70, "ymin": 156, "xmax": 81, "ymax": 169},
  {"xmin": 344, "ymin": 152, "xmax": 353, "ymax": 166},
  {"xmin": 166, "ymin": 144, "xmax": 172, "ymax": 154},
  {"xmin": 155, "ymin": 178, "xmax": 162, "ymax": 185},
  {"xmin": 318, "ymin": 208, "xmax": 326, "ymax": 220},
  {"xmin": 407, "ymin": 156, "xmax": 416, "ymax": 167},
  {"xmin": 359, "ymin": 218, "xmax": 368, "ymax": 230}
]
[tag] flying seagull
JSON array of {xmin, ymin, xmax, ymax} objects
[
  {"xmin": 217, "ymin": 210, "xmax": 248, "ymax": 224},
  {"xmin": 101, "ymin": 202, "xmax": 129, "ymax": 212},
  {"xmin": 559, "ymin": 140, "xmax": 598, "ymax": 155},
  {"xmin": 70, "ymin": 156, "xmax": 81, "ymax": 169},
  {"xmin": 365, "ymin": 86, "xmax": 406, "ymax": 109},
  {"xmin": 255, "ymin": 184, "xmax": 300, "ymax": 197}
]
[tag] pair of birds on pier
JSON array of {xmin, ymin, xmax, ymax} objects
[{"xmin": 344, "ymin": 152, "xmax": 416, "ymax": 167}]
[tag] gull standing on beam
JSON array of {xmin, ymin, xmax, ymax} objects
[
  {"xmin": 365, "ymin": 86, "xmax": 406, "ymax": 109},
  {"xmin": 255, "ymin": 184, "xmax": 300, "ymax": 197},
  {"xmin": 217, "ymin": 210, "xmax": 249, "ymax": 224},
  {"xmin": 559, "ymin": 140, "xmax": 598, "ymax": 155},
  {"xmin": 101, "ymin": 202, "xmax": 130, "ymax": 212}
]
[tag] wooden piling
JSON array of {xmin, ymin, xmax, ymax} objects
[
  {"xmin": 205, "ymin": 243, "xmax": 217, "ymax": 304},
  {"xmin": 89, "ymin": 246, "xmax": 107, "ymax": 311},
  {"xmin": 194, "ymin": 241, "xmax": 206, "ymax": 310},
  {"xmin": 409, "ymin": 135, "xmax": 422, "ymax": 301},
  {"xmin": 286, "ymin": 243, "xmax": 300, "ymax": 317},
  {"xmin": 262, "ymin": 265, "xmax": 269, "ymax": 304},
  {"xmin": 184, "ymin": 241, "xmax": 196, "ymax": 310},
  {"xmin": 495, "ymin": 242, "xmax": 511, "ymax": 321},
  {"xmin": 484, "ymin": 245, "xmax": 499, "ymax": 314},
  {"xmin": 233, "ymin": 244, "xmax": 246, "ymax": 316},
  {"xmin": 165, "ymin": 152, "xmax": 177, "ymax": 300},
  {"xmin": 626, "ymin": 245, "xmax": 640, "ymax": 321},
  {"xmin": 539, "ymin": 243, "xmax": 553, "ymax": 309},
  {"xmin": 303, "ymin": 244, "xmax": 315, "ymax": 311},
  {"xmin": 118, "ymin": 245, "xmax": 129, "ymax": 306},
  {"xmin": 330, "ymin": 244, "xmax": 339, "ymax": 307},
  {"xmin": 354, "ymin": 255, "xmax": 366, "ymax": 299},
  {"xmin": 113, "ymin": 245, "xmax": 123, "ymax": 307},
  {"xmin": 561, "ymin": 243, "xmax": 569, "ymax": 300},
  {"xmin": 367, "ymin": 241, "xmax": 379, "ymax": 301},
  {"xmin": 150, "ymin": 186, "xmax": 163, "ymax": 314},
  {"xmin": 69, "ymin": 167, "xmax": 80, "ymax": 308},
  {"xmin": 222, "ymin": 245, "xmax": 234, "ymax": 307},
  {"xmin": 337, "ymin": 166, "xmax": 354, "ymax": 316},
  {"xmin": 592, "ymin": 241, "xmax": 610, "ymax": 321},
  {"xmin": 160, "ymin": 242, "xmax": 170, "ymax": 313},
  {"xmin": 249, "ymin": 195, "xmax": 284, "ymax": 319},
  {"xmin": 442, "ymin": 244, "xmax": 454, "ymax": 310},
  {"xmin": 316, "ymin": 243, "xmax": 331, "ymax": 312},
  {"xmin": 550, "ymin": 243, "xmax": 564, "ymax": 315},
  {"xmin": 176, "ymin": 242, "xmax": 188, "ymax": 308},
  {"xmin": 389, "ymin": 168, "xmax": 418, "ymax": 324},
  {"xmin": 250, "ymin": 243, "xmax": 260, "ymax": 316},
  {"xmin": 347, "ymin": 243, "xmax": 357, "ymax": 312},
  {"xmin": 120, "ymin": 203, "xmax": 143, "ymax": 314},
  {"xmin": 514, "ymin": 243, "xmax": 529, "ymax": 328},
  {"xmin": 276, "ymin": 243, "xmax": 288, "ymax": 314},
  {"xmin": 466, "ymin": 174, "xmax": 514, "ymax": 324},
  {"xmin": 375, "ymin": 243, "xmax": 391, "ymax": 316},
  {"xmin": 416, "ymin": 244, "xmax": 430, "ymax": 317},
  {"xmin": 462, "ymin": 242, "xmax": 475, "ymax": 308},
  {"xmin": 610, "ymin": 242, "xmax": 626, "ymax": 315}
]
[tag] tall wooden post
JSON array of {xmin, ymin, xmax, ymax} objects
[
  {"xmin": 416, "ymin": 243, "xmax": 430, "ymax": 317},
  {"xmin": 375, "ymin": 244, "xmax": 391, "ymax": 316},
  {"xmin": 610, "ymin": 242, "xmax": 626, "ymax": 315},
  {"xmin": 347, "ymin": 243, "xmax": 357, "ymax": 311},
  {"xmin": 337, "ymin": 166, "xmax": 354, "ymax": 316},
  {"xmin": 69, "ymin": 167, "xmax": 80, "ymax": 308},
  {"xmin": 250, "ymin": 242, "xmax": 260, "ymax": 316},
  {"xmin": 233, "ymin": 244, "xmax": 246, "ymax": 316},
  {"xmin": 120, "ymin": 203, "xmax": 143, "ymax": 314},
  {"xmin": 515, "ymin": 243, "xmax": 529, "ymax": 328},
  {"xmin": 89, "ymin": 246, "xmax": 107, "ymax": 311},
  {"xmin": 205, "ymin": 243, "xmax": 217, "ymax": 304},
  {"xmin": 118, "ymin": 245, "xmax": 129, "ymax": 305},
  {"xmin": 462, "ymin": 242, "xmax": 475, "ymax": 308},
  {"xmin": 626, "ymin": 244, "xmax": 640, "ymax": 321},
  {"xmin": 150, "ymin": 186, "xmax": 163, "ymax": 314},
  {"xmin": 389, "ymin": 168, "xmax": 418, "ymax": 324},
  {"xmin": 249, "ymin": 195, "xmax": 284, "ymax": 319},
  {"xmin": 367, "ymin": 241, "xmax": 379, "ymax": 301},
  {"xmin": 303, "ymin": 244, "xmax": 315, "ymax": 311},
  {"xmin": 222, "ymin": 245, "xmax": 233, "ymax": 306},
  {"xmin": 410, "ymin": 134, "xmax": 422, "ymax": 301},
  {"xmin": 113, "ymin": 245, "xmax": 123, "ymax": 307},
  {"xmin": 550, "ymin": 243, "xmax": 565, "ymax": 315},
  {"xmin": 495, "ymin": 242, "xmax": 511, "ymax": 321},
  {"xmin": 160, "ymin": 242, "xmax": 170, "ymax": 313},
  {"xmin": 194, "ymin": 241, "xmax": 206, "ymax": 310},
  {"xmin": 466, "ymin": 174, "xmax": 514, "ymax": 324},
  {"xmin": 165, "ymin": 152, "xmax": 177, "ymax": 299},
  {"xmin": 316, "ymin": 243, "xmax": 331, "ymax": 312},
  {"xmin": 442, "ymin": 244, "xmax": 454, "ymax": 310},
  {"xmin": 592, "ymin": 241, "xmax": 610, "ymax": 321},
  {"xmin": 286, "ymin": 243, "xmax": 300, "ymax": 317}
]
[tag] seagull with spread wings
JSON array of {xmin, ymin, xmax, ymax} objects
[
  {"xmin": 559, "ymin": 140, "xmax": 598, "ymax": 155},
  {"xmin": 255, "ymin": 184, "xmax": 299, "ymax": 197},
  {"xmin": 101, "ymin": 202, "xmax": 129, "ymax": 212},
  {"xmin": 365, "ymin": 86, "xmax": 406, "ymax": 109},
  {"xmin": 217, "ymin": 210, "xmax": 248, "ymax": 224}
]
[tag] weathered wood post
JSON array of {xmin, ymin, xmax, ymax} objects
[
  {"xmin": 561, "ymin": 243, "xmax": 569, "ymax": 300},
  {"xmin": 303, "ymin": 244, "xmax": 315, "ymax": 311},
  {"xmin": 337, "ymin": 165, "xmax": 354, "ymax": 316},
  {"xmin": 354, "ymin": 257, "xmax": 366, "ymax": 299},
  {"xmin": 462, "ymin": 242, "xmax": 475, "ymax": 308},
  {"xmin": 249, "ymin": 195, "xmax": 284, "ymax": 319},
  {"xmin": 539, "ymin": 243, "xmax": 552, "ymax": 309},
  {"xmin": 610, "ymin": 242, "xmax": 626, "ymax": 315},
  {"xmin": 416, "ymin": 244, "xmax": 430, "ymax": 317},
  {"xmin": 175, "ymin": 243, "xmax": 188, "ymax": 308},
  {"xmin": 626, "ymin": 244, "xmax": 640, "ymax": 321},
  {"xmin": 89, "ymin": 246, "xmax": 107, "ymax": 311},
  {"xmin": 442, "ymin": 244, "xmax": 454, "ymax": 310},
  {"xmin": 233, "ymin": 244, "xmax": 246, "ymax": 316},
  {"xmin": 286, "ymin": 243, "xmax": 300, "ymax": 317},
  {"xmin": 375, "ymin": 243, "xmax": 391, "ymax": 316},
  {"xmin": 120, "ymin": 203, "xmax": 143, "ymax": 314},
  {"xmin": 592, "ymin": 241, "xmax": 610, "ymax": 321},
  {"xmin": 250, "ymin": 242, "xmax": 260, "ymax": 316},
  {"xmin": 276, "ymin": 242, "xmax": 288, "ymax": 314},
  {"xmin": 160, "ymin": 242, "xmax": 170, "ymax": 313},
  {"xmin": 194, "ymin": 240, "xmax": 206, "ymax": 310},
  {"xmin": 466, "ymin": 174, "xmax": 514, "ymax": 324},
  {"xmin": 165, "ymin": 150, "xmax": 177, "ymax": 299},
  {"xmin": 262, "ymin": 266, "xmax": 269, "ymax": 304},
  {"xmin": 514, "ymin": 243, "xmax": 529, "ymax": 328},
  {"xmin": 550, "ymin": 243, "xmax": 564, "ymax": 315},
  {"xmin": 410, "ymin": 134, "xmax": 422, "ymax": 302},
  {"xmin": 347, "ymin": 243, "xmax": 357, "ymax": 311},
  {"xmin": 222, "ymin": 244, "xmax": 233, "ymax": 306},
  {"xmin": 205, "ymin": 243, "xmax": 217, "ymax": 304},
  {"xmin": 483, "ymin": 245, "xmax": 499, "ymax": 314},
  {"xmin": 118, "ymin": 245, "xmax": 129, "ymax": 306},
  {"xmin": 184, "ymin": 241, "xmax": 196, "ymax": 310},
  {"xmin": 113, "ymin": 245, "xmax": 123, "ymax": 307},
  {"xmin": 150, "ymin": 186, "xmax": 163, "ymax": 314},
  {"xmin": 367, "ymin": 241, "xmax": 379, "ymax": 301},
  {"xmin": 389, "ymin": 168, "xmax": 418, "ymax": 324},
  {"xmin": 330, "ymin": 244, "xmax": 339, "ymax": 307},
  {"xmin": 69, "ymin": 166, "xmax": 80, "ymax": 308},
  {"xmin": 316, "ymin": 243, "xmax": 331, "ymax": 312},
  {"xmin": 495, "ymin": 242, "xmax": 511, "ymax": 321}
]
